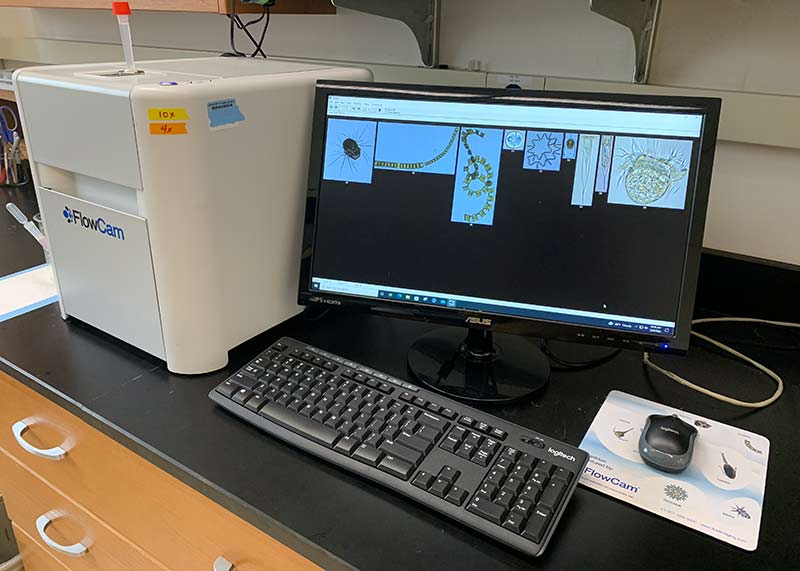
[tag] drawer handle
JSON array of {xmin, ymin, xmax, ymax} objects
[
  {"xmin": 214, "ymin": 556, "xmax": 234, "ymax": 571},
  {"xmin": 36, "ymin": 513, "xmax": 89, "ymax": 557},
  {"xmin": 12, "ymin": 419, "xmax": 67, "ymax": 460}
]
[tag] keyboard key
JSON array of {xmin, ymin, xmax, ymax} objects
[
  {"xmin": 494, "ymin": 489, "xmax": 516, "ymax": 510},
  {"xmin": 441, "ymin": 408, "xmax": 458, "ymax": 420},
  {"xmin": 482, "ymin": 437, "xmax": 500, "ymax": 454},
  {"xmin": 502, "ymin": 447, "xmax": 520, "ymax": 461},
  {"xmin": 258, "ymin": 403, "xmax": 341, "ymax": 448},
  {"xmin": 426, "ymin": 402, "xmax": 442, "ymax": 414},
  {"xmin": 459, "ymin": 416, "xmax": 476, "ymax": 428},
  {"xmin": 428, "ymin": 477, "xmax": 451, "ymax": 498},
  {"xmin": 538, "ymin": 480, "xmax": 566, "ymax": 509},
  {"xmin": 476, "ymin": 482, "xmax": 498, "ymax": 501},
  {"xmin": 440, "ymin": 435, "xmax": 460, "ymax": 453},
  {"xmin": 215, "ymin": 380, "xmax": 240, "ymax": 398},
  {"xmin": 445, "ymin": 486, "xmax": 468, "ymax": 506},
  {"xmin": 413, "ymin": 397, "xmax": 427, "ymax": 408},
  {"xmin": 511, "ymin": 497, "xmax": 534, "ymax": 518},
  {"xmin": 551, "ymin": 467, "xmax": 574, "ymax": 484},
  {"xmin": 232, "ymin": 388, "xmax": 252, "ymax": 405},
  {"xmin": 378, "ymin": 455, "xmax": 414, "ymax": 480},
  {"xmin": 467, "ymin": 496, "xmax": 506, "ymax": 525},
  {"xmin": 380, "ymin": 440, "xmax": 423, "ymax": 466},
  {"xmin": 287, "ymin": 399, "xmax": 303, "ymax": 412},
  {"xmin": 411, "ymin": 471, "xmax": 434, "ymax": 490},
  {"xmin": 233, "ymin": 372, "xmax": 259, "ymax": 389},
  {"xmin": 438, "ymin": 466, "xmax": 461, "ymax": 483},
  {"xmin": 382, "ymin": 424, "xmax": 401, "ymax": 441},
  {"xmin": 502, "ymin": 476, "xmax": 524, "ymax": 495},
  {"xmin": 333, "ymin": 436, "xmax": 360, "ymax": 456},
  {"xmin": 451, "ymin": 425, "xmax": 468, "ymax": 442},
  {"xmin": 485, "ymin": 469, "xmax": 506, "ymax": 487},
  {"xmin": 502, "ymin": 511, "xmax": 526, "ymax": 534},
  {"xmin": 517, "ymin": 452, "xmax": 537, "ymax": 470},
  {"xmin": 364, "ymin": 433, "xmax": 384, "ymax": 448},
  {"xmin": 489, "ymin": 427, "xmax": 507, "ymax": 440},
  {"xmin": 528, "ymin": 470, "xmax": 548, "ymax": 489},
  {"xmin": 472, "ymin": 449, "xmax": 492, "ymax": 467},
  {"xmin": 418, "ymin": 412, "xmax": 448, "ymax": 432},
  {"xmin": 416, "ymin": 426, "xmax": 440, "ymax": 442},
  {"xmin": 519, "ymin": 484, "xmax": 542, "ymax": 504},
  {"xmin": 243, "ymin": 364, "xmax": 264, "ymax": 378},
  {"xmin": 352, "ymin": 444, "xmax": 383, "ymax": 467},
  {"xmin": 378, "ymin": 382, "xmax": 394, "ymax": 394},
  {"xmin": 476, "ymin": 421, "xmax": 491, "ymax": 434},
  {"xmin": 537, "ymin": 460, "xmax": 555, "ymax": 476},
  {"xmin": 511, "ymin": 463, "xmax": 531, "ymax": 481},
  {"xmin": 399, "ymin": 392, "xmax": 415, "ymax": 402},
  {"xmin": 244, "ymin": 394, "xmax": 267, "ymax": 412},
  {"xmin": 495, "ymin": 457, "xmax": 514, "ymax": 472},
  {"xmin": 456, "ymin": 441, "xmax": 476, "ymax": 460},
  {"xmin": 396, "ymin": 432, "xmax": 433, "ymax": 455},
  {"xmin": 521, "ymin": 507, "xmax": 552, "ymax": 543}
]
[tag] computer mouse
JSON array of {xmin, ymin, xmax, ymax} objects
[{"xmin": 638, "ymin": 414, "xmax": 698, "ymax": 473}]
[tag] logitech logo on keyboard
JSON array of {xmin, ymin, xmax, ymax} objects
[
  {"xmin": 63, "ymin": 206, "xmax": 125, "ymax": 240},
  {"xmin": 548, "ymin": 447, "xmax": 576, "ymax": 462}
]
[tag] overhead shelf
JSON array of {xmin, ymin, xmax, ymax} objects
[
  {"xmin": 0, "ymin": 1, "xmax": 335, "ymax": 14},
  {"xmin": 545, "ymin": 77, "xmax": 800, "ymax": 150},
  {"xmin": 1, "ymin": 38, "xmax": 798, "ymax": 149}
]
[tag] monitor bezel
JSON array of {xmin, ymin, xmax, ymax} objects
[{"xmin": 298, "ymin": 81, "xmax": 720, "ymax": 355}]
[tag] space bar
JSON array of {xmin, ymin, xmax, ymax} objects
[{"xmin": 258, "ymin": 403, "xmax": 341, "ymax": 448}]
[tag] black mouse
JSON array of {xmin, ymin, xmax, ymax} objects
[{"xmin": 638, "ymin": 414, "xmax": 698, "ymax": 473}]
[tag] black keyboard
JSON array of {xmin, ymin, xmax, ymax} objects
[{"xmin": 209, "ymin": 337, "xmax": 589, "ymax": 557}]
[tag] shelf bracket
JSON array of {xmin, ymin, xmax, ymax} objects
[
  {"xmin": 331, "ymin": 0, "xmax": 441, "ymax": 67},
  {"xmin": 590, "ymin": 0, "xmax": 661, "ymax": 84}
]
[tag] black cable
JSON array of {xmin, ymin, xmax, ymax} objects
[
  {"xmin": 234, "ymin": 14, "xmax": 268, "ymax": 58},
  {"xmin": 541, "ymin": 341, "xmax": 622, "ymax": 371},
  {"xmin": 227, "ymin": 0, "xmax": 246, "ymax": 56},
  {"xmin": 251, "ymin": 5, "xmax": 270, "ymax": 58}
]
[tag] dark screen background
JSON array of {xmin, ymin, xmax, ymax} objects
[{"xmin": 311, "ymin": 119, "xmax": 700, "ymax": 324}]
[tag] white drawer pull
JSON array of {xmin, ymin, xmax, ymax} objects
[
  {"xmin": 214, "ymin": 556, "xmax": 234, "ymax": 571},
  {"xmin": 12, "ymin": 420, "xmax": 67, "ymax": 460},
  {"xmin": 36, "ymin": 513, "xmax": 88, "ymax": 557}
]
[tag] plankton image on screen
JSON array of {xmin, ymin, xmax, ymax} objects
[
  {"xmin": 328, "ymin": 125, "xmax": 374, "ymax": 177},
  {"xmin": 616, "ymin": 139, "xmax": 688, "ymax": 205}
]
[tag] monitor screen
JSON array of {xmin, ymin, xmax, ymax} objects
[{"xmin": 301, "ymin": 84, "xmax": 717, "ymax": 351}]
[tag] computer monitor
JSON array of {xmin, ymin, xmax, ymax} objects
[{"xmin": 299, "ymin": 81, "xmax": 720, "ymax": 403}]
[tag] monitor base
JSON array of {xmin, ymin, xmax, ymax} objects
[{"xmin": 407, "ymin": 327, "xmax": 550, "ymax": 405}]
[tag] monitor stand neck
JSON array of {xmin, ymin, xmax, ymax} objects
[{"xmin": 407, "ymin": 326, "xmax": 550, "ymax": 405}]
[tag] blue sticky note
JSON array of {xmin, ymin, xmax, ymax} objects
[{"xmin": 208, "ymin": 98, "xmax": 245, "ymax": 129}]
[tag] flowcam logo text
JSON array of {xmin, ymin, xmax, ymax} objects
[
  {"xmin": 63, "ymin": 207, "xmax": 125, "ymax": 240},
  {"xmin": 584, "ymin": 467, "xmax": 639, "ymax": 493}
]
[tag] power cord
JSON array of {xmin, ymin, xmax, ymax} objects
[
  {"xmin": 223, "ymin": 2, "xmax": 270, "ymax": 58},
  {"xmin": 643, "ymin": 317, "xmax": 800, "ymax": 408},
  {"xmin": 541, "ymin": 341, "xmax": 621, "ymax": 371}
]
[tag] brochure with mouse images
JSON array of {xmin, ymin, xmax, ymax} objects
[{"xmin": 579, "ymin": 390, "xmax": 769, "ymax": 551}]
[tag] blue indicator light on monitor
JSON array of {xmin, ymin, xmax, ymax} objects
[{"xmin": 662, "ymin": 343, "xmax": 669, "ymax": 349}]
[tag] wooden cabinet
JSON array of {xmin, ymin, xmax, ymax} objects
[
  {"xmin": 0, "ymin": 371, "xmax": 322, "ymax": 571},
  {"xmin": 0, "ymin": 0, "xmax": 335, "ymax": 14}
]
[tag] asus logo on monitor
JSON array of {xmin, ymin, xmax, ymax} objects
[
  {"xmin": 309, "ymin": 296, "xmax": 342, "ymax": 305},
  {"xmin": 465, "ymin": 316, "xmax": 492, "ymax": 326}
]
